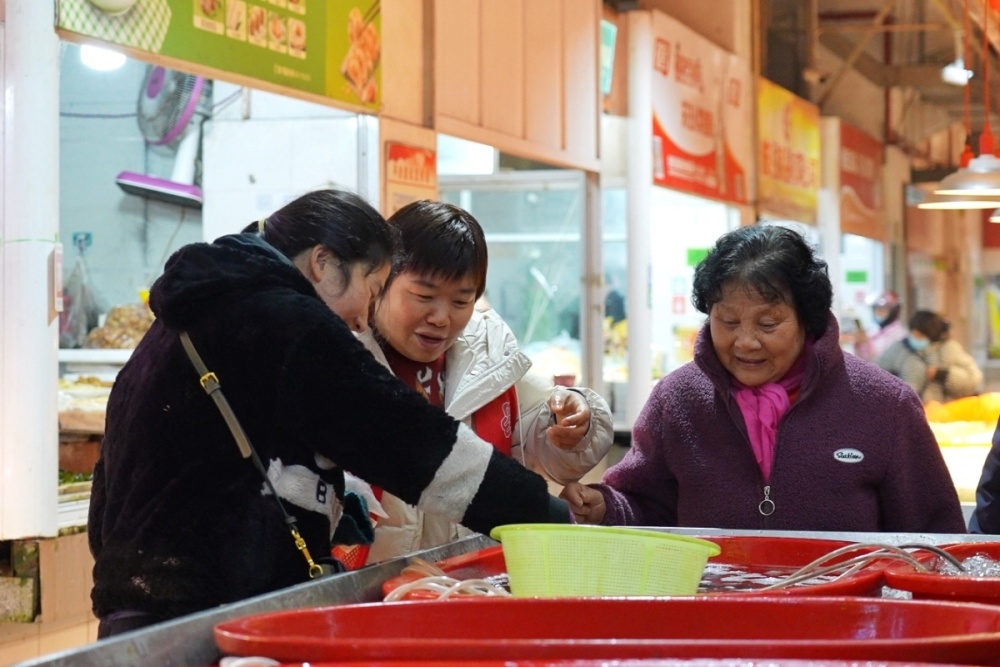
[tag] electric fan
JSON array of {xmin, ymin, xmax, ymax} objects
[{"xmin": 116, "ymin": 66, "xmax": 212, "ymax": 209}]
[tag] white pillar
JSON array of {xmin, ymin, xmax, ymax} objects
[
  {"xmin": 581, "ymin": 170, "xmax": 605, "ymax": 395},
  {"xmin": 0, "ymin": 0, "xmax": 60, "ymax": 539},
  {"xmin": 818, "ymin": 118, "xmax": 843, "ymax": 310},
  {"xmin": 625, "ymin": 11, "xmax": 653, "ymax": 430}
]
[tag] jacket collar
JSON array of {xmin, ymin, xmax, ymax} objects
[{"xmin": 362, "ymin": 309, "xmax": 533, "ymax": 421}]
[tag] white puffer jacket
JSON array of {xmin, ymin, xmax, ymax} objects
[{"xmin": 357, "ymin": 308, "xmax": 614, "ymax": 563}]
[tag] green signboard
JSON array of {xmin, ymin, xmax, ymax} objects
[
  {"xmin": 57, "ymin": 0, "xmax": 381, "ymax": 110},
  {"xmin": 686, "ymin": 248, "xmax": 710, "ymax": 268},
  {"xmin": 845, "ymin": 270, "xmax": 868, "ymax": 284}
]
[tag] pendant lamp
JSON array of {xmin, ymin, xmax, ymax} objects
[
  {"xmin": 934, "ymin": 154, "xmax": 1000, "ymax": 196},
  {"xmin": 917, "ymin": 190, "xmax": 1000, "ymax": 209},
  {"xmin": 930, "ymin": 0, "xmax": 1000, "ymax": 204}
]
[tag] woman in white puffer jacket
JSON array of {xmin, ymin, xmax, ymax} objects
[{"xmin": 341, "ymin": 200, "xmax": 613, "ymax": 566}]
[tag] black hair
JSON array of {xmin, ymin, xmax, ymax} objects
[
  {"xmin": 385, "ymin": 200, "xmax": 488, "ymax": 298},
  {"xmin": 909, "ymin": 310, "xmax": 950, "ymax": 342},
  {"xmin": 876, "ymin": 303, "xmax": 901, "ymax": 328},
  {"xmin": 241, "ymin": 189, "xmax": 395, "ymax": 289},
  {"xmin": 691, "ymin": 224, "xmax": 833, "ymax": 339}
]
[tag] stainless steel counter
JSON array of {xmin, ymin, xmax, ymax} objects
[{"xmin": 15, "ymin": 529, "xmax": 1000, "ymax": 667}]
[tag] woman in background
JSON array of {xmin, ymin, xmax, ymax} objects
[
  {"xmin": 853, "ymin": 290, "xmax": 906, "ymax": 363},
  {"xmin": 561, "ymin": 224, "xmax": 964, "ymax": 534},
  {"xmin": 878, "ymin": 309, "xmax": 982, "ymax": 404}
]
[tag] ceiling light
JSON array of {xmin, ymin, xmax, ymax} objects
[
  {"xmin": 942, "ymin": 59, "xmax": 973, "ymax": 86},
  {"xmin": 80, "ymin": 45, "xmax": 126, "ymax": 72},
  {"xmin": 917, "ymin": 190, "xmax": 1000, "ymax": 209},
  {"xmin": 934, "ymin": 154, "xmax": 1000, "ymax": 196}
]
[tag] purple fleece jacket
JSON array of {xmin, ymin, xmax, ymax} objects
[{"xmin": 595, "ymin": 313, "xmax": 966, "ymax": 533}]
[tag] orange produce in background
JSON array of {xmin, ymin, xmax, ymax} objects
[{"xmin": 925, "ymin": 393, "xmax": 1000, "ymax": 425}]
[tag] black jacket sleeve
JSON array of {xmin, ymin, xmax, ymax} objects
[{"xmin": 275, "ymin": 319, "xmax": 572, "ymax": 534}]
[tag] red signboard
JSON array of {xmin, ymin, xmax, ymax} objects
[
  {"xmin": 839, "ymin": 121, "xmax": 884, "ymax": 240},
  {"xmin": 650, "ymin": 12, "xmax": 752, "ymax": 205}
]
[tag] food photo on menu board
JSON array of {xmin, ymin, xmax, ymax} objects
[
  {"xmin": 225, "ymin": 0, "xmax": 246, "ymax": 40},
  {"xmin": 268, "ymin": 11, "xmax": 288, "ymax": 54},
  {"xmin": 289, "ymin": 18, "xmax": 307, "ymax": 58},
  {"xmin": 194, "ymin": 0, "xmax": 225, "ymax": 34},
  {"xmin": 342, "ymin": 2, "xmax": 380, "ymax": 103},
  {"xmin": 248, "ymin": 5, "xmax": 268, "ymax": 45},
  {"xmin": 61, "ymin": 0, "xmax": 379, "ymax": 109}
]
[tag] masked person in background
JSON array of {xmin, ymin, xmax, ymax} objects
[
  {"xmin": 88, "ymin": 189, "xmax": 572, "ymax": 638},
  {"xmin": 333, "ymin": 200, "xmax": 613, "ymax": 568},
  {"xmin": 877, "ymin": 310, "xmax": 982, "ymax": 404},
  {"xmin": 560, "ymin": 224, "xmax": 964, "ymax": 534},
  {"xmin": 853, "ymin": 290, "xmax": 906, "ymax": 363}
]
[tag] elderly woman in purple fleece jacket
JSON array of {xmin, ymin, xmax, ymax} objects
[{"xmin": 562, "ymin": 225, "xmax": 965, "ymax": 533}]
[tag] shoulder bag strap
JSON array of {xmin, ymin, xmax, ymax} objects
[{"xmin": 178, "ymin": 331, "xmax": 327, "ymax": 579}]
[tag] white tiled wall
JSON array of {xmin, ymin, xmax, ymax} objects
[
  {"xmin": 202, "ymin": 113, "xmax": 364, "ymax": 242},
  {"xmin": 59, "ymin": 45, "xmax": 204, "ymax": 310},
  {"xmin": 59, "ymin": 49, "xmax": 370, "ymax": 314}
]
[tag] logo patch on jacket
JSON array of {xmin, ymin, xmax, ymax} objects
[{"xmin": 833, "ymin": 448, "xmax": 864, "ymax": 463}]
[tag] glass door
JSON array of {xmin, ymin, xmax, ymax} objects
[{"xmin": 440, "ymin": 170, "xmax": 591, "ymax": 386}]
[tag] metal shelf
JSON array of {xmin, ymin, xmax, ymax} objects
[{"xmin": 58, "ymin": 349, "xmax": 133, "ymax": 365}]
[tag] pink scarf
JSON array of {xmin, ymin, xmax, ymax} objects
[{"xmin": 731, "ymin": 343, "xmax": 810, "ymax": 484}]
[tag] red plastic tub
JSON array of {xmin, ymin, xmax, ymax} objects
[
  {"xmin": 382, "ymin": 536, "xmax": 887, "ymax": 600},
  {"xmin": 698, "ymin": 536, "xmax": 886, "ymax": 596},
  {"xmin": 883, "ymin": 541, "xmax": 1000, "ymax": 604},
  {"xmin": 381, "ymin": 545, "xmax": 506, "ymax": 600},
  {"xmin": 262, "ymin": 661, "xmax": 972, "ymax": 667},
  {"xmin": 214, "ymin": 596, "xmax": 1000, "ymax": 664}
]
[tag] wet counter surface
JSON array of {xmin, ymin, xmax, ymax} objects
[{"xmin": 15, "ymin": 528, "xmax": 1000, "ymax": 667}]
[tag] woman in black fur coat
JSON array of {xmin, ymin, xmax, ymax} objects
[{"xmin": 88, "ymin": 189, "xmax": 571, "ymax": 637}]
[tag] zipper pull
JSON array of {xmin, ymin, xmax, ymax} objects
[{"xmin": 758, "ymin": 485, "xmax": 775, "ymax": 516}]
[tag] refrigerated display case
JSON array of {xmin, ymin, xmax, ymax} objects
[{"xmin": 440, "ymin": 169, "xmax": 590, "ymax": 386}]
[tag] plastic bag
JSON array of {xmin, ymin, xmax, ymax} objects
[
  {"xmin": 59, "ymin": 252, "xmax": 101, "ymax": 348},
  {"xmin": 84, "ymin": 302, "xmax": 155, "ymax": 349}
]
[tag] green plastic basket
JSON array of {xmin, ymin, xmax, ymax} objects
[{"xmin": 489, "ymin": 524, "xmax": 720, "ymax": 597}]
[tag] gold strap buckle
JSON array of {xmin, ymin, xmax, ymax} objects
[
  {"xmin": 199, "ymin": 372, "xmax": 219, "ymax": 391},
  {"xmin": 291, "ymin": 528, "xmax": 325, "ymax": 579}
]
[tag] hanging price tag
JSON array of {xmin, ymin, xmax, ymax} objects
[{"xmin": 50, "ymin": 242, "xmax": 64, "ymax": 320}]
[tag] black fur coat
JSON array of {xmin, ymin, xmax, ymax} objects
[{"xmin": 88, "ymin": 234, "xmax": 568, "ymax": 621}]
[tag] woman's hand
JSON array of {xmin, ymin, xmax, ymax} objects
[
  {"xmin": 560, "ymin": 482, "xmax": 606, "ymax": 524},
  {"xmin": 545, "ymin": 388, "xmax": 591, "ymax": 450}
]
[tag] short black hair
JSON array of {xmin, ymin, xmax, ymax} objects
[
  {"xmin": 385, "ymin": 200, "xmax": 488, "ymax": 298},
  {"xmin": 909, "ymin": 310, "xmax": 950, "ymax": 342},
  {"xmin": 692, "ymin": 224, "xmax": 833, "ymax": 339}
]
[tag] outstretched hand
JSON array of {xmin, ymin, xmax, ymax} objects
[
  {"xmin": 560, "ymin": 481, "xmax": 607, "ymax": 524},
  {"xmin": 546, "ymin": 388, "xmax": 591, "ymax": 450}
]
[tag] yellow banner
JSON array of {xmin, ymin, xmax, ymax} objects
[{"xmin": 757, "ymin": 78, "xmax": 819, "ymax": 224}]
